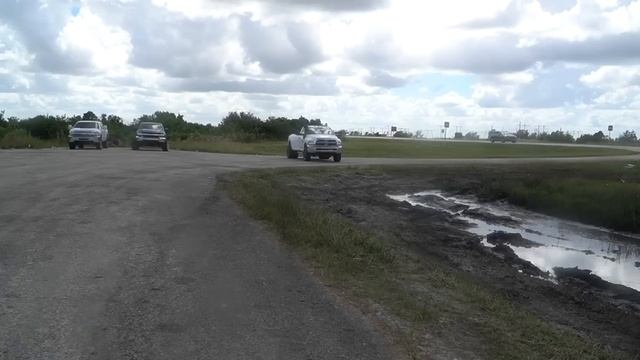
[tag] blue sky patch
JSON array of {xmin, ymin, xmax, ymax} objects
[
  {"xmin": 391, "ymin": 73, "xmax": 475, "ymax": 98},
  {"xmin": 71, "ymin": 3, "xmax": 81, "ymax": 17}
]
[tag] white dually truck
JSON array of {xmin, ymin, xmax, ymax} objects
[{"xmin": 287, "ymin": 125, "xmax": 342, "ymax": 162}]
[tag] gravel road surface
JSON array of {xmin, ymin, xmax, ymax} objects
[{"xmin": 1, "ymin": 147, "xmax": 639, "ymax": 360}]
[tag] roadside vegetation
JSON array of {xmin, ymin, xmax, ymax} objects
[
  {"xmin": 0, "ymin": 129, "xmax": 64, "ymax": 149},
  {"xmin": 3, "ymin": 109, "xmax": 639, "ymax": 153},
  {"xmin": 0, "ymin": 109, "xmax": 322, "ymax": 148},
  {"xmin": 223, "ymin": 167, "xmax": 626, "ymax": 359}
]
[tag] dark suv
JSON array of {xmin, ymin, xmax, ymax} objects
[{"xmin": 132, "ymin": 122, "xmax": 168, "ymax": 151}]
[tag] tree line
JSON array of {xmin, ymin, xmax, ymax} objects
[
  {"xmin": 0, "ymin": 110, "xmax": 324, "ymax": 147},
  {"xmin": 514, "ymin": 129, "xmax": 639, "ymax": 144},
  {"xmin": 1, "ymin": 109, "xmax": 638, "ymax": 147}
]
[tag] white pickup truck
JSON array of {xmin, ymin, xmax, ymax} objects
[
  {"xmin": 68, "ymin": 121, "xmax": 109, "ymax": 150},
  {"xmin": 287, "ymin": 125, "xmax": 342, "ymax": 162}
]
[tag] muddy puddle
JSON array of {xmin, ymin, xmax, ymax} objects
[{"xmin": 389, "ymin": 191, "xmax": 640, "ymax": 291}]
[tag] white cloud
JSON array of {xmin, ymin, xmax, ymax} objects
[
  {"xmin": 581, "ymin": 65, "xmax": 640, "ymax": 88},
  {"xmin": 1, "ymin": 0, "xmax": 640, "ymax": 136},
  {"xmin": 57, "ymin": 8, "xmax": 131, "ymax": 74}
]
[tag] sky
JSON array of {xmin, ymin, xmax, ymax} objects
[{"xmin": 1, "ymin": 0, "xmax": 639, "ymax": 136}]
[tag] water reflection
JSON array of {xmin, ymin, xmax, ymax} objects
[{"xmin": 389, "ymin": 191, "xmax": 640, "ymax": 291}]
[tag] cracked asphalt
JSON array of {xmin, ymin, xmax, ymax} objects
[{"xmin": 1, "ymin": 147, "xmax": 639, "ymax": 360}]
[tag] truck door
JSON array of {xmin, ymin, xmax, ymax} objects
[{"xmin": 292, "ymin": 127, "xmax": 305, "ymax": 150}]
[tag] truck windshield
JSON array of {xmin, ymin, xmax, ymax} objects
[
  {"xmin": 140, "ymin": 123, "xmax": 163, "ymax": 130},
  {"xmin": 74, "ymin": 122, "xmax": 98, "ymax": 129},
  {"xmin": 307, "ymin": 126, "xmax": 333, "ymax": 135}
]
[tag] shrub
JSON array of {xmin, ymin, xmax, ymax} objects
[{"xmin": 0, "ymin": 129, "xmax": 44, "ymax": 148}]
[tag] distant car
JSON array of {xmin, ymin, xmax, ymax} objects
[
  {"xmin": 287, "ymin": 125, "xmax": 343, "ymax": 162},
  {"xmin": 68, "ymin": 121, "xmax": 108, "ymax": 149},
  {"xmin": 488, "ymin": 130, "xmax": 517, "ymax": 143},
  {"xmin": 132, "ymin": 122, "xmax": 168, "ymax": 151}
]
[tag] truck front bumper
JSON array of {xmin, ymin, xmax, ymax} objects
[
  {"xmin": 135, "ymin": 136, "xmax": 167, "ymax": 147},
  {"xmin": 307, "ymin": 145, "xmax": 342, "ymax": 154},
  {"xmin": 69, "ymin": 135, "xmax": 102, "ymax": 145}
]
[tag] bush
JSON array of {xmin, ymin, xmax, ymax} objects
[
  {"xmin": 393, "ymin": 131, "xmax": 413, "ymax": 138},
  {"xmin": 0, "ymin": 129, "xmax": 51, "ymax": 149},
  {"xmin": 577, "ymin": 131, "xmax": 607, "ymax": 144},
  {"xmin": 617, "ymin": 130, "xmax": 638, "ymax": 145},
  {"xmin": 539, "ymin": 130, "xmax": 574, "ymax": 143}
]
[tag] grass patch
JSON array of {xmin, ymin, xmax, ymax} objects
[
  {"xmin": 172, "ymin": 137, "xmax": 285, "ymax": 155},
  {"xmin": 0, "ymin": 129, "xmax": 64, "ymax": 149},
  {"xmin": 223, "ymin": 168, "xmax": 623, "ymax": 359},
  {"xmin": 343, "ymin": 138, "xmax": 632, "ymax": 158},
  {"xmin": 173, "ymin": 137, "xmax": 634, "ymax": 158}
]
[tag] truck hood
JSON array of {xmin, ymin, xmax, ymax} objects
[
  {"xmin": 306, "ymin": 134, "xmax": 338, "ymax": 141},
  {"xmin": 137, "ymin": 129, "xmax": 166, "ymax": 136},
  {"xmin": 70, "ymin": 129, "xmax": 100, "ymax": 134}
]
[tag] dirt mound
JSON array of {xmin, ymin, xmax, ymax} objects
[
  {"xmin": 487, "ymin": 231, "xmax": 542, "ymax": 248},
  {"xmin": 554, "ymin": 267, "xmax": 640, "ymax": 310}
]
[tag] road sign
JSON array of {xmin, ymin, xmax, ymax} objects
[
  {"xmin": 444, "ymin": 122, "xmax": 450, "ymax": 128},
  {"xmin": 391, "ymin": 126, "xmax": 397, "ymax": 132},
  {"xmin": 608, "ymin": 125, "xmax": 613, "ymax": 131}
]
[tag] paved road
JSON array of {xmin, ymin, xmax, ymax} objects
[
  {"xmin": 1, "ymin": 147, "xmax": 639, "ymax": 360},
  {"xmin": 1, "ymin": 149, "xmax": 394, "ymax": 360}
]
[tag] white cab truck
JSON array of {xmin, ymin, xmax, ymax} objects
[
  {"xmin": 287, "ymin": 125, "xmax": 342, "ymax": 162},
  {"xmin": 68, "ymin": 121, "xmax": 108, "ymax": 149}
]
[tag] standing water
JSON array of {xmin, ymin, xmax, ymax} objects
[{"xmin": 388, "ymin": 191, "xmax": 640, "ymax": 291}]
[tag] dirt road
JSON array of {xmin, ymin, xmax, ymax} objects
[{"xmin": 1, "ymin": 147, "xmax": 639, "ymax": 359}]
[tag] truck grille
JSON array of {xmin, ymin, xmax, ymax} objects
[
  {"xmin": 73, "ymin": 132, "xmax": 96, "ymax": 137},
  {"xmin": 315, "ymin": 139, "xmax": 337, "ymax": 146}
]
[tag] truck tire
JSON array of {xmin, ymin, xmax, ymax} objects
[
  {"xmin": 303, "ymin": 145, "xmax": 311, "ymax": 161},
  {"xmin": 68, "ymin": 142, "xmax": 76, "ymax": 150},
  {"xmin": 132, "ymin": 142, "xmax": 139, "ymax": 150},
  {"xmin": 162, "ymin": 143, "xmax": 168, "ymax": 152},
  {"xmin": 333, "ymin": 153, "xmax": 342, "ymax": 162},
  {"xmin": 96, "ymin": 141, "xmax": 102, "ymax": 150},
  {"xmin": 287, "ymin": 142, "xmax": 298, "ymax": 159},
  {"xmin": 102, "ymin": 141, "xmax": 108, "ymax": 148}
]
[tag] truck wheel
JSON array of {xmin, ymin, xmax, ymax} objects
[
  {"xmin": 333, "ymin": 153, "xmax": 342, "ymax": 163},
  {"xmin": 303, "ymin": 145, "xmax": 311, "ymax": 161},
  {"xmin": 102, "ymin": 141, "xmax": 108, "ymax": 148},
  {"xmin": 96, "ymin": 141, "xmax": 102, "ymax": 150},
  {"xmin": 287, "ymin": 142, "xmax": 298, "ymax": 159},
  {"xmin": 132, "ymin": 142, "xmax": 139, "ymax": 150},
  {"xmin": 162, "ymin": 143, "xmax": 168, "ymax": 152},
  {"xmin": 68, "ymin": 142, "xmax": 76, "ymax": 150}
]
